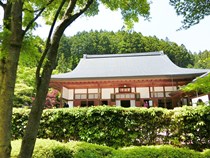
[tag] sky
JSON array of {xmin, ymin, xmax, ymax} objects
[{"xmin": 1, "ymin": 1, "xmax": 210, "ymax": 53}]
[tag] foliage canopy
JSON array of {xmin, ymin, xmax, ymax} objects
[
  {"xmin": 170, "ymin": 0, "xmax": 210, "ymax": 29},
  {"xmin": 182, "ymin": 73, "xmax": 210, "ymax": 93},
  {"xmin": 56, "ymin": 30, "xmax": 194, "ymax": 73}
]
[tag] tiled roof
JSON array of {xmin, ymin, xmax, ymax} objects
[{"xmin": 51, "ymin": 51, "xmax": 208, "ymax": 80}]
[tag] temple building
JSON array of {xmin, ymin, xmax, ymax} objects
[{"xmin": 50, "ymin": 51, "xmax": 208, "ymax": 108}]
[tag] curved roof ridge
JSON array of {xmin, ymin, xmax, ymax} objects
[
  {"xmin": 51, "ymin": 51, "xmax": 208, "ymax": 80},
  {"xmin": 83, "ymin": 51, "xmax": 164, "ymax": 59}
]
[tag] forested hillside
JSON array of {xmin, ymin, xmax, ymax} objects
[{"xmin": 56, "ymin": 30, "xmax": 198, "ymax": 72}]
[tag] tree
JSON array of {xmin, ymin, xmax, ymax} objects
[
  {"xmin": 55, "ymin": 53, "xmax": 72, "ymax": 73},
  {"xmin": 14, "ymin": 67, "xmax": 36, "ymax": 108},
  {"xmin": 169, "ymin": 0, "xmax": 210, "ymax": 29},
  {"xmin": 56, "ymin": 31, "xmax": 194, "ymax": 69},
  {"xmin": 0, "ymin": 0, "xmax": 150, "ymax": 157},
  {"xmin": 194, "ymin": 50, "xmax": 210, "ymax": 69},
  {"xmin": 182, "ymin": 73, "xmax": 210, "ymax": 94},
  {"xmin": 0, "ymin": 1, "xmax": 26, "ymax": 157}
]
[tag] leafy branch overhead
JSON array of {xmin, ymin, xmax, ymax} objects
[
  {"xmin": 182, "ymin": 72, "xmax": 210, "ymax": 93},
  {"xmin": 170, "ymin": 0, "xmax": 210, "ymax": 29}
]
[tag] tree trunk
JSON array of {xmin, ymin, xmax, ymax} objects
[
  {"xmin": 0, "ymin": 50, "xmax": 20, "ymax": 158},
  {"xmin": 0, "ymin": 1, "xmax": 23, "ymax": 157},
  {"xmin": 18, "ymin": 71, "xmax": 51, "ymax": 158},
  {"xmin": 18, "ymin": 46, "xmax": 59, "ymax": 158},
  {"xmin": 19, "ymin": 1, "xmax": 94, "ymax": 157}
]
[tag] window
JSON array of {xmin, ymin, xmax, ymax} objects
[
  {"xmin": 119, "ymin": 87, "xmax": 131, "ymax": 93},
  {"xmin": 88, "ymin": 93, "xmax": 98, "ymax": 99},
  {"xmin": 115, "ymin": 93, "xmax": 135, "ymax": 99},
  {"xmin": 81, "ymin": 94, "xmax": 87, "ymax": 99},
  {"xmin": 75, "ymin": 94, "xmax": 87, "ymax": 99},
  {"xmin": 151, "ymin": 92, "xmax": 164, "ymax": 98},
  {"xmin": 75, "ymin": 93, "xmax": 98, "ymax": 100}
]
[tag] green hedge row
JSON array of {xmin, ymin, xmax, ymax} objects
[
  {"xmin": 12, "ymin": 139, "xmax": 210, "ymax": 158},
  {"xmin": 171, "ymin": 106, "xmax": 210, "ymax": 150},
  {"xmin": 12, "ymin": 105, "xmax": 210, "ymax": 150}
]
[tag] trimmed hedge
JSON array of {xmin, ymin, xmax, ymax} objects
[
  {"xmin": 171, "ymin": 106, "xmax": 210, "ymax": 150},
  {"xmin": 11, "ymin": 139, "xmax": 206, "ymax": 158},
  {"xmin": 12, "ymin": 107, "xmax": 170, "ymax": 147},
  {"xmin": 12, "ymin": 105, "xmax": 210, "ymax": 150},
  {"xmin": 11, "ymin": 139, "xmax": 114, "ymax": 158},
  {"xmin": 114, "ymin": 146, "xmax": 203, "ymax": 158}
]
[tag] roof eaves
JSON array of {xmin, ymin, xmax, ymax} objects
[{"xmin": 83, "ymin": 51, "xmax": 164, "ymax": 59}]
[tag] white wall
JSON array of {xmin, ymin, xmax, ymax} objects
[
  {"xmin": 136, "ymin": 87, "xmax": 150, "ymax": 98},
  {"xmin": 88, "ymin": 88, "xmax": 98, "ymax": 93},
  {"xmin": 102, "ymin": 88, "xmax": 114, "ymax": 99},
  {"xmin": 69, "ymin": 89, "xmax": 74, "ymax": 100},
  {"xmin": 165, "ymin": 86, "xmax": 177, "ymax": 91},
  {"xmin": 116, "ymin": 100, "xmax": 120, "ymax": 107},
  {"xmin": 154, "ymin": 87, "xmax": 163, "ymax": 91},
  {"xmin": 192, "ymin": 95, "xmax": 209, "ymax": 106},
  {"xmin": 62, "ymin": 88, "xmax": 74, "ymax": 100},
  {"xmin": 130, "ymin": 100, "xmax": 135, "ymax": 107},
  {"xmin": 165, "ymin": 86, "xmax": 177, "ymax": 97},
  {"xmin": 62, "ymin": 87, "xmax": 69, "ymax": 99},
  {"xmin": 75, "ymin": 89, "xmax": 87, "ymax": 93},
  {"xmin": 68, "ymin": 101, "xmax": 74, "ymax": 108}
]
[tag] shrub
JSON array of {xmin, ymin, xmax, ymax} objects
[
  {"xmin": 11, "ymin": 139, "xmax": 114, "ymax": 158},
  {"xmin": 202, "ymin": 149, "xmax": 210, "ymax": 158},
  {"xmin": 12, "ymin": 105, "xmax": 210, "ymax": 150},
  {"xmin": 12, "ymin": 106, "xmax": 170, "ymax": 147},
  {"xmin": 11, "ymin": 139, "xmax": 72, "ymax": 158},
  {"xmin": 12, "ymin": 109, "xmax": 30, "ymax": 139},
  {"xmin": 11, "ymin": 139, "xmax": 206, "ymax": 158},
  {"xmin": 114, "ymin": 145, "xmax": 203, "ymax": 158},
  {"xmin": 171, "ymin": 105, "xmax": 210, "ymax": 150}
]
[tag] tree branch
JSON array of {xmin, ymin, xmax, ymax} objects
[
  {"xmin": 36, "ymin": 0, "xmax": 67, "ymax": 87},
  {"xmin": 71, "ymin": 0, "xmax": 94, "ymax": 22},
  {"xmin": 0, "ymin": 1, "xmax": 5, "ymax": 9},
  {"xmin": 64, "ymin": 0, "xmax": 77, "ymax": 17},
  {"xmin": 23, "ymin": 7, "xmax": 47, "ymax": 13},
  {"xmin": 23, "ymin": 8, "xmax": 45, "ymax": 36},
  {"xmin": 23, "ymin": 0, "xmax": 54, "ymax": 35},
  {"xmin": 56, "ymin": 0, "xmax": 93, "ymax": 35},
  {"xmin": 46, "ymin": 0, "xmax": 67, "ymax": 46}
]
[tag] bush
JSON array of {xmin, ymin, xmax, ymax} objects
[
  {"xmin": 11, "ymin": 139, "xmax": 114, "ymax": 158},
  {"xmin": 11, "ymin": 139, "xmax": 206, "ymax": 158},
  {"xmin": 171, "ymin": 105, "xmax": 210, "ymax": 150},
  {"xmin": 202, "ymin": 149, "xmax": 210, "ymax": 158},
  {"xmin": 12, "ymin": 109, "xmax": 30, "ymax": 139},
  {"xmin": 11, "ymin": 139, "xmax": 72, "ymax": 158},
  {"xmin": 12, "ymin": 105, "xmax": 210, "ymax": 150},
  {"xmin": 114, "ymin": 145, "xmax": 203, "ymax": 158},
  {"xmin": 12, "ymin": 106, "xmax": 170, "ymax": 147}
]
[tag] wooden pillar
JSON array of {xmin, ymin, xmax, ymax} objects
[
  {"xmin": 73, "ymin": 89, "xmax": 75, "ymax": 107},
  {"xmin": 98, "ymin": 85, "xmax": 101, "ymax": 105},
  {"xmin": 60, "ymin": 87, "xmax": 63, "ymax": 108},
  {"xmin": 86, "ymin": 88, "xmax": 88, "ymax": 106}
]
